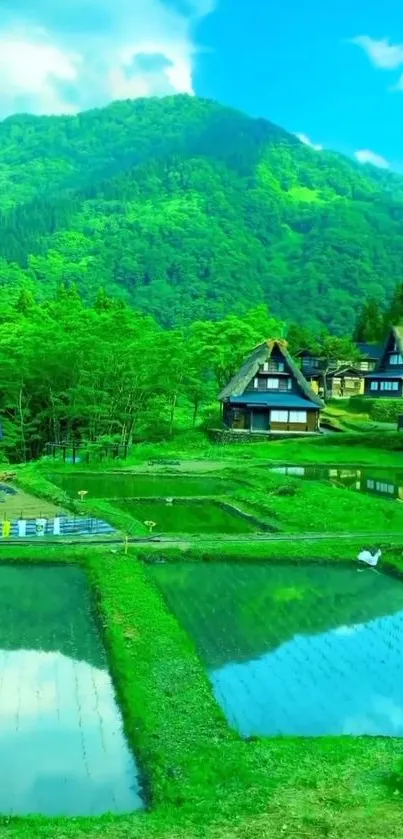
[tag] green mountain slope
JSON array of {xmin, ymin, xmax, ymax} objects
[{"xmin": 1, "ymin": 94, "xmax": 403, "ymax": 331}]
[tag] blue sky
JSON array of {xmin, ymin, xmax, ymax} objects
[
  {"xmin": 0, "ymin": 0, "xmax": 401, "ymax": 169},
  {"xmin": 193, "ymin": 0, "xmax": 403, "ymax": 170}
]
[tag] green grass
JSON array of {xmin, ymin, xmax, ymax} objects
[
  {"xmin": 0, "ymin": 544, "xmax": 403, "ymax": 838},
  {"xmin": 232, "ymin": 469, "xmax": 403, "ymax": 535},
  {"xmin": 5, "ymin": 443, "xmax": 403, "ymax": 833},
  {"xmin": 39, "ymin": 429, "xmax": 403, "ymax": 471}
]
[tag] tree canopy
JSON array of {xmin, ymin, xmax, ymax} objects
[
  {"xmin": 0, "ymin": 95, "xmax": 403, "ymax": 333},
  {"xmin": 0, "ymin": 284, "xmax": 284, "ymax": 461}
]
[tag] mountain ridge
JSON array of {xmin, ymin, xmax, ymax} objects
[{"xmin": 0, "ymin": 94, "xmax": 402, "ymax": 332}]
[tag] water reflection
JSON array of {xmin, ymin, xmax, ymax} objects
[
  {"xmin": 0, "ymin": 566, "xmax": 143, "ymax": 816},
  {"xmin": 211, "ymin": 611, "xmax": 403, "ymax": 737},
  {"xmin": 151, "ymin": 563, "xmax": 403, "ymax": 739},
  {"xmin": 270, "ymin": 465, "xmax": 403, "ymax": 500}
]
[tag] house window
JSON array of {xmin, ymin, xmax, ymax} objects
[
  {"xmin": 376, "ymin": 481, "xmax": 395, "ymax": 494},
  {"xmin": 358, "ymin": 361, "xmax": 370, "ymax": 371},
  {"xmin": 254, "ymin": 377, "xmax": 258, "ymax": 389},
  {"xmin": 270, "ymin": 409, "xmax": 308, "ymax": 424},
  {"xmin": 262, "ymin": 361, "xmax": 284, "ymax": 372},
  {"xmin": 266, "ymin": 378, "xmax": 279, "ymax": 389},
  {"xmin": 287, "ymin": 378, "xmax": 292, "ymax": 390},
  {"xmin": 271, "ymin": 410, "xmax": 288, "ymax": 423},
  {"xmin": 302, "ymin": 357, "xmax": 319, "ymax": 368},
  {"xmin": 370, "ymin": 381, "xmax": 379, "ymax": 391},
  {"xmin": 390, "ymin": 354, "xmax": 403, "ymax": 365},
  {"xmin": 289, "ymin": 411, "xmax": 307, "ymax": 423},
  {"xmin": 380, "ymin": 381, "xmax": 399, "ymax": 391}
]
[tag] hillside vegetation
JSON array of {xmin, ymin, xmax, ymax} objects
[{"xmin": 1, "ymin": 95, "xmax": 403, "ymax": 331}]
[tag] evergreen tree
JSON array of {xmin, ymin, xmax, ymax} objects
[
  {"xmin": 384, "ymin": 284, "xmax": 403, "ymax": 332},
  {"xmin": 353, "ymin": 298, "xmax": 384, "ymax": 343}
]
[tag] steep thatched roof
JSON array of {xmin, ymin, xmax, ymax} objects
[
  {"xmin": 219, "ymin": 339, "xmax": 324, "ymax": 407},
  {"xmin": 376, "ymin": 325, "xmax": 403, "ymax": 370},
  {"xmin": 356, "ymin": 342, "xmax": 382, "ymax": 361}
]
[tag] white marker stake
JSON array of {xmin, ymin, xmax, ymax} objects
[
  {"xmin": 17, "ymin": 519, "xmax": 27, "ymax": 538},
  {"xmin": 35, "ymin": 518, "xmax": 47, "ymax": 537}
]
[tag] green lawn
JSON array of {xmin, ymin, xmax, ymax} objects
[
  {"xmin": 233, "ymin": 469, "xmax": 403, "ymax": 535},
  {"xmin": 37, "ymin": 429, "xmax": 403, "ymax": 471}
]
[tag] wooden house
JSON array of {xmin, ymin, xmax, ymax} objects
[
  {"xmin": 297, "ymin": 343, "xmax": 382, "ymax": 399},
  {"xmin": 364, "ymin": 326, "xmax": 403, "ymax": 397},
  {"xmin": 355, "ymin": 343, "xmax": 382, "ymax": 372},
  {"xmin": 219, "ymin": 339, "xmax": 324, "ymax": 434}
]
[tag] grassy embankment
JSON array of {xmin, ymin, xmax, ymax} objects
[
  {"xmin": 40, "ymin": 429, "xmax": 403, "ymax": 468},
  {"xmin": 0, "ymin": 544, "xmax": 402, "ymax": 839},
  {"xmin": 13, "ymin": 436, "xmax": 403, "ymax": 551},
  {"xmin": 231, "ymin": 469, "xmax": 403, "ymax": 537},
  {"xmin": 15, "ymin": 465, "xmax": 148, "ymax": 537}
]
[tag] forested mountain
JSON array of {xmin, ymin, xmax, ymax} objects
[{"xmin": 1, "ymin": 94, "xmax": 403, "ymax": 332}]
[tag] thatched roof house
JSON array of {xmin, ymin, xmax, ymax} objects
[
  {"xmin": 219, "ymin": 339, "xmax": 324, "ymax": 435},
  {"xmin": 364, "ymin": 326, "xmax": 403, "ymax": 398}
]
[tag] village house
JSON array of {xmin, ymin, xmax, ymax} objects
[
  {"xmin": 219, "ymin": 339, "xmax": 324, "ymax": 434},
  {"xmin": 297, "ymin": 343, "xmax": 382, "ymax": 399},
  {"xmin": 364, "ymin": 326, "xmax": 403, "ymax": 397}
]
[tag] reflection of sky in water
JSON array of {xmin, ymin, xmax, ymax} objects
[
  {"xmin": 0, "ymin": 649, "xmax": 142, "ymax": 816},
  {"xmin": 211, "ymin": 611, "xmax": 403, "ymax": 737}
]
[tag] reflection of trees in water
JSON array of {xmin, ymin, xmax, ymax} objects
[
  {"xmin": 0, "ymin": 566, "xmax": 105, "ymax": 669},
  {"xmin": 152, "ymin": 564, "xmax": 403, "ymax": 669}
]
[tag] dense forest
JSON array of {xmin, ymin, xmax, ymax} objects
[
  {"xmin": 1, "ymin": 95, "xmax": 403, "ymax": 333},
  {"xmin": 0, "ymin": 287, "xmax": 288, "ymax": 461},
  {"xmin": 1, "ymin": 279, "xmax": 400, "ymax": 463}
]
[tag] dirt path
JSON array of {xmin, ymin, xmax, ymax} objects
[
  {"xmin": 128, "ymin": 531, "xmax": 403, "ymax": 547},
  {"xmin": 3, "ymin": 531, "xmax": 403, "ymax": 549}
]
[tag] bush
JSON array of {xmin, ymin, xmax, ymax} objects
[
  {"xmin": 371, "ymin": 400, "xmax": 403, "ymax": 422},
  {"xmin": 348, "ymin": 396, "xmax": 375, "ymax": 415},
  {"xmin": 349, "ymin": 395, "xmax": 403, "ymax": 423}
]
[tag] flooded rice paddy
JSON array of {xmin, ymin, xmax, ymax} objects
[
  {"xmin": 0, "ymin": 565, "xmax": 142, "ymax": 816},
  {"xmin": 270, "ymin": 465, "xmax": 403, "ymax": 501},
  {"xmin": 114, "ymin": 499, "xmax": 259, "ymax": 534},
  {"xmin": 50, "ymin": 473, "xmax": 233, "ymax": 499},
  {"xmin": 151, "ymin": 562, "xmax": 403, "ymax": 737}
]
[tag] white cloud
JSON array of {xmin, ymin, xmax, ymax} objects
[
  {"xmin": 295, "ymin": 132, "xmax": 323, "ymax": 152},
  {"xmin": 355, "ymin": 149, "xmax": 390, "ymax": 169},
  {"xmin": 0, "ymin": 0, "xmax": 215, "ymax": 118},
  {"xmin": 351, "ymin": 35, "xmax": 403, "ymax": 69},
  {"xmin": 0, "ymin": 30, "xmax": 80, "ymax": 115},
  {"xmin": 0, "ymin": 648, "xmax": 139, "ymax": 814}
]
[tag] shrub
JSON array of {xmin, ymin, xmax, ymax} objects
[
  {"xmin": 371, "ymin": 400, "xmax": 403, "ymax": 422},
  {"xmin": 349, "ymin": 395, "xmax": 403, "ymax": 424}
]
